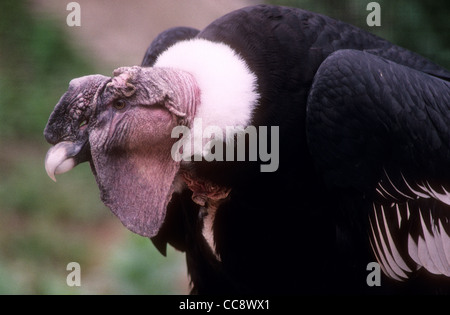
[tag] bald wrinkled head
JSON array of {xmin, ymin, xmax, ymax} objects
[
  {"xmin": 44, "ymin": 74, "xmax": 109, "ymax": 181},
  {"xmin": 44, "ymin": 75, "xmax": 109, "ymax": 145},
  {"xmin": 44, "ymin": 66, "xmax": 200, "ymax": 237}
]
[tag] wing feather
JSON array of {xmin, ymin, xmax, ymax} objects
[{"xmin": 307, "ymin": 49, "xmax": 450, "ymax": 282}]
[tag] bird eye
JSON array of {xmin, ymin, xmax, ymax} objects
[
  {"xmin": 79, "ymin": 119, "xmax": 88, "ymax": 128},
  {"xmin": 113, "ymin": 99, "xmax": 127, "ymax": 110}
]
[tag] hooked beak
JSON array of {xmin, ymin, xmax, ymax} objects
[{"xmin": 45, "ymin": 141, "xmax": 86, "ymax": 182}]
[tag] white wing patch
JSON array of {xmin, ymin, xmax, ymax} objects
[
  {"xmin": 369, "ymin": 203, "xmax": 412, "ymax": 281},
  {"xmin": 370, "ymin": 172, "xmax": 450, "ymax": 280}
]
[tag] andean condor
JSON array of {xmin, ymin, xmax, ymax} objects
[{"xmin": 43, "ymin": 5, "xmax": 450, "ymax": 294}]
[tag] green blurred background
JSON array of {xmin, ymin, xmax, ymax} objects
[{"xmin": 0, "ymin": 0, "xmax": 448, "ymax": 294}]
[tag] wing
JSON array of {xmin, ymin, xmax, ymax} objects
[
  {"xmin": 306, "ymin": 49, "xmax": 450, "ymax": 283},
  {"xmin": 363, "ymin": 46, "xmax": 450, "ymax": 82},
  {"xmin": 141, "ymin": 27, "xmax": 199, "ymax": 67}
]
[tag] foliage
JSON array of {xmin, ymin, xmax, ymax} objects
[{"xmin": 0, "ymin": 0, "xmax": 93, "ymax": 139}]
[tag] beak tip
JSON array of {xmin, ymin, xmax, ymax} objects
[
  {"xmin": 45, "ymin": 162, "xmax": 57, "ymax": 182},
  {"xmin": 44, "ymin": 141, "xmax": 79, "ymax": 182},
  {"xmin": 50, "ymin": 173, "xmax": 57, "ymax": 183}
]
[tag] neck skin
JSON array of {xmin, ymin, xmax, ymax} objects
[{"xmin": 162, "ymin": 68, "xmax": 201, "ymax": 128}]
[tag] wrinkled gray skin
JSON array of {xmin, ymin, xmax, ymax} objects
[
  {"xmin": 44, "ymin": 75, "xmax": 108, "ymax": 180},
  {"xmin": 44, "ymin": 66, "xmax": 199, "ymax": 237}
]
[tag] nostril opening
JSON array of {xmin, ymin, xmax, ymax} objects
[
  {"xmin": 44, "ymin": 127, "xmax": 59, "ymax": 145},
  {"xmin": 79, "ymin": 119, "xmax": 89, "ymax": 131}
]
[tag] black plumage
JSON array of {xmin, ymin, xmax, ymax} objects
[
  {"xmin": 149, "ymin": 5, "xmax": 450, "ymax": 294},
  {"xmin": 44, "ymin": 5, "xmax": 450, "ymax": 294}
]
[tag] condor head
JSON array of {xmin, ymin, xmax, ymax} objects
[
  {"xmin": 44, "ymin": 74, "xmax": 108, "ymax": 180},
  {"xmin": 44, "ymin": 66, "xmax": 199, "ymax": 237}
]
